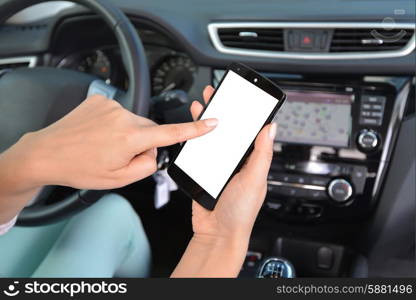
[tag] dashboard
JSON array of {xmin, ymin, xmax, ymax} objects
[
  {"xmin": 1, "ymin": 0, "xmax": 415, "ymax": 74},
  {"xmin": 0, "ymin": 3, "xmax": 413, "ymax": 224}
]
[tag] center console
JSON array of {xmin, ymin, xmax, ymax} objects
[
  {"xmin": 265, "ymin": 78, "xmax": 409, "ymax": 222},
  {"xmin": 212, "ymin": 70, "xmax": 410, "ymax": 223}
]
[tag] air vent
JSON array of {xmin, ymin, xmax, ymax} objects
[
  {"xmin": 218, "ymin": 28, "xmax": 284, "ymax": 51},
  {"xmin": 0, "ymin": 24, "xmax": 48, "ymax": 33},
  {"xmin": 0, "ymin": 62, "xmax": 29, "ymax": 69},
  {"xmin": 0, "ymin": 57, "xmax": 37, "ymax": 71},
  {"xmin": 330, "ymin": 28, "xmax": 414, "ymax": 52},
  {"xmin": 208, "ymin": 22, "xmax": 416, "ymax": 59}
]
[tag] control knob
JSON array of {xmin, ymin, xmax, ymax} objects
[
  {"xmin": 327, "ymin": 179, "xmax": 353, "ymax": 203},
  {"xmin": 357, "ymin": 130, "xmax": 379, "ymax": 152}
]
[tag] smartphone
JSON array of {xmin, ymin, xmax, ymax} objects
[{"xmin": 168, "ymin": 63, "xmax": 286, "ymax": 210}]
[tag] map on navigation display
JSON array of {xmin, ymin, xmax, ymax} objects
[{"xmin": 274, "ymin": 90, "xmax": 353, "ymax": 147}]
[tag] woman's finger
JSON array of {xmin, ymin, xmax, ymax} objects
[
  {"xmin": 189, "ymin": 86, "xmax": 215, "ymax": 120},
  {"xmin": 139, "ymin": 118, "xmax": 218, "ymax": 149},
  {"xmin": 239, "ymin": 123, "xmax": 276, "ymax": 184},
  {"xmin": 202, "ymin": 85, "xmax": 215, "ymax": 104},
  {"xmin": 190, "ymin": 101, "xmax": 204, "ymax": 121}
]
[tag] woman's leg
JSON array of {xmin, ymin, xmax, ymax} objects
[
  {"xmin": 30, "ymin": 193, "xmax": 151, "ymax": 277},
  {"xmin": 0, "ymin": 220, "xmax": 67, "ymax": 277},
  {"xmin": 0, "ymin": 193, "xmax": 150, "ymax": 278}
]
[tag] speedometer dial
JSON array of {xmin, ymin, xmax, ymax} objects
[{"xmin": 152, "ymin": 56, "xmax": 197, "ymax": 95}]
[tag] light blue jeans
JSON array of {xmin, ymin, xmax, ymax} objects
[{"xmin": 0, "ymin": 193, "xmax": 151, "ymax": 278}]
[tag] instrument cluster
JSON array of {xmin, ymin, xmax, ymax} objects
[{"xmin": 57, "ymin": 44, "xmax": 197, "ymax": 96}]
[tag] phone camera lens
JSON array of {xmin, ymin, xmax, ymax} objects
[{"xmin": 254, "ymin": 78, "xmax": 258, "ymax": 83}]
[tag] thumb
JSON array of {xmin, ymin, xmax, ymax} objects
[
  {"xmin": 115, "ymin": 148, "xmax": 158, "ymax": 185},
  {"xmin": 239, "ymin": 123, "xmax": 276, "ymax": 184},
  {"xmin": 140, "ymin": 118, "xmax": 218, "ymax": 149}
]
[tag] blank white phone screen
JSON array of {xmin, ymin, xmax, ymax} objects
[{"xmin": 175, "ymin": 70, "xmax": 279, "ymax": 198}]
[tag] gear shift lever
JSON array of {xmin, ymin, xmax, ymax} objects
[{"xmin": 257, "ymin": 257, "xmax": 296, "ymax": 278}]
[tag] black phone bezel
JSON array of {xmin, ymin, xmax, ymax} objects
[{"xmin": 168, "ymin": 62, "xmax": 286, "ymax": 210}]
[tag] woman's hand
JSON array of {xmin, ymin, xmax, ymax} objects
[
  {"xmin": 0, "ymin": 95, "xmax": 217, "ymax": 223},
  {"xmin": 172, "ymin": 86, "xmax": 276, "ymax": 277},
  {"xmin": 190, "ymin": 86, "xmax": 276, "ymax": 242},
  {"xmin": 17, "ymin": 95, "xmax": 218, "ymax": 190}
]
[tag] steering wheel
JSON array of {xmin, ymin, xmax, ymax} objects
[{"xmin": 0, "ymin": 0, "xmax": 150, "ymax": 225}]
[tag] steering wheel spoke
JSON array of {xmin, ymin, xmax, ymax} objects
[{"xmin": 87, "ymin": 79, "xmax": 118, "ymax": 99}]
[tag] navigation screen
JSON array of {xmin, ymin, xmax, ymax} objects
[{"xmin": 274, "ymin": 90, "xmax": 353, "ymax": 147}]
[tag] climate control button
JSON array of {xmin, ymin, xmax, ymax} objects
[{"xmin": 327, "ymin": 179, "xmax": 353, "ymax": 203}]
